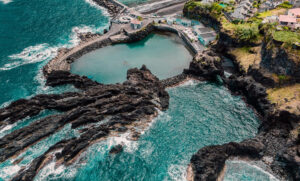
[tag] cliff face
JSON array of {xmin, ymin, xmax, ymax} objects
[{"xmin": 261, "ymin": 40, "xmax": 300, "ymax": 80}]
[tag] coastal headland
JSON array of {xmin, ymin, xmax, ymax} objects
[{"xmin": 0, "ymin": 0, "xmax": 299, "ymax": 180}]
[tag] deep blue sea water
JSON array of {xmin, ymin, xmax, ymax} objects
[
  {"xmin": 0, "ymin": 0, "xmax": 109, "ymax": 106},
  {"xmin": 0, "ymin": 0, "xmax": 279, "ymax": 180}
]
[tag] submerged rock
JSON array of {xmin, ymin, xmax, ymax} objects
[{"xmin": 109, "ymin": 144, "xmax": 123, "ymax": 154}]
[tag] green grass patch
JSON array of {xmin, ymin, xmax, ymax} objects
[
  {"xmin": 257, "ymin": 8, "xmax": 286, "ymax": 18},
  {"xmin": 277, "ymin": 1, "xmax": 293, "ymax": 8},
  {"xmin": 273, "ymin": 31, "xmax": 300, "ymax": 44}
]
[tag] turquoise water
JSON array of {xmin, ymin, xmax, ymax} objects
[
  {"xmin": 0, "ymin": 123, "xmax": 79, "ymax": 181},
  {"xmin": 71, "ymin": 33, "xmax": 192, "ymax": 84},
  {"xmin": 224, "ymin": 160, "xmax": 279, "ymax": 181},
  {"xmin": 34, "ymin": 81, "xmax": 261, "ymax": 180},
  {"xmin": 118, "ymin": 0, "xmax": 153, "ymax": 6},
  {"xmin": 0, "ymin": 0, "xmax": 110, "ymax": 106},
  {"xmin": 0, "ymin": 0, "xmax": 276, "ymax": 180}
]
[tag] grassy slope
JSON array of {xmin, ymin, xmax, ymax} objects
[{"xmin": 267, "ymin": 84, "xmax": 300, "ymax": 115}]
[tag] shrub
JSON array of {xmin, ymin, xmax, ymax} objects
[
  {"xmin": 235, "ymin": 23, "xmax": 260, "ymax": 42},
  {"xmin": 278, "ymin": 1, "xmax": 293, "ymax": 8}
]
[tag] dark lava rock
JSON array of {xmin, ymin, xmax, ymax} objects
[
  {"xmin": 0, "ymin": 65, "xmax": 169, "ymax": 181},
  {"xmin": 184, "ymin": 50, "xmax": 224, "ymax": 81},
  {"xmin": 190, "ymin": 140, "xmax": 264, "ymax": 181},
  {"xmin": 225, "ymin": 75, "xmax": 273, "ymax": 116},
  {"xmin": 46, "ymin": 70, "xmax": 100, "ymax": 90},
  {"xmin": 109, "ymin": 144, "xmax": 123, "ymax": 154},
  {"xmin": 247, "ymin": 65, "xmax": 276, "ymax": 88}
]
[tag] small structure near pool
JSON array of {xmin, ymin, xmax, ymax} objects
[
  {"xmin": 193, "ymin": 26, "xmax": 217, "ymax": 45},
  {"xmin": 131, "ymin": 19, "xmax": 143, "ymax": 29}
]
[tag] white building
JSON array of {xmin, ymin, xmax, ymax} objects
[{"xmin": 131, "ymin": 19, "xmax": 143, "ymax": 30}]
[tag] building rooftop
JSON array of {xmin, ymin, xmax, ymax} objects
[
  {"xmin": 289, "ymin": 8, "xmax": 300, "ymax": 16},
  {"xmin": 279, "ymin": 15, "xmax": 297, "ymax": 22},
  {"xmin": 131, "ymin": 19, "xmax": 142, "ymax": 25}
]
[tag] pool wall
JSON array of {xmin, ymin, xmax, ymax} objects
[{"xmin": 43, "ymin": 22, "xmax": 199, "ymax": 78}]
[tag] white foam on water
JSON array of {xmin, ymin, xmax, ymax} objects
[
  {"xmin": 108, "ymin": 132, "xmax": 139, "ymax": 153},
  {"xmin": 34, "ymin": 161, "xmax": 76, "ymax": 181},
  {"xmin": 0, "ymin": 124, "xmax": 15, "ymax": 138},
  {"xmin": 140, "ymin": 109, "xmax": 164, "ymax": 135},
  {"xmin": 0, "ymin": 0, "xmax": 12, "ymax": 4},
  {"xmin": 168, "ymin": 79, "xmax": 200, "ymax": 89},
  {"xmin": 84, "ymin": 0, "xmax": 110, "ymax": 16},
  {"xmin": 166, "ymin": 163, "xmax": 187, "ymax": 181},
  {"xmin": 0, "ymin": 44, "xmax": 58, "ymax": 71},
  {"xmin": 0, "ymin": 100, "xmax": 11, "ymax": 108},
  {"xmin": 1, "ymin": 16, "xmax": 109, "ymax": 72},
  {"xmin": 0, "ymin": 164, "xmax": 21, "ymax": 180},
  {"xmin": 224, "ymin": 71, "xmax": 232, "ymax": 78},
  {"xmin": 225, "ymin": 160, "xmax": 280, "ymax": 181}
]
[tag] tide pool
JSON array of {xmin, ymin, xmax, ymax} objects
[
  {"xmin": 71, "ymin": 33, "xmax": 192, "ymax": 84},
  {"xmin": 34, "ymin": 81, "xmax": 260, "ymax": 180}
]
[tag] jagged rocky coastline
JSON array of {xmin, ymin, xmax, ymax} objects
[
  {"xmin": 0, "ymin": 1, "xmax": 299, "ymax": 180},
  {"xmin": 1, "ymin": 65, "xmax": 170, "ymax": 180},
  {"xmin": 182, "ymin": 47, "xmax": 300, "ymax": 181}
]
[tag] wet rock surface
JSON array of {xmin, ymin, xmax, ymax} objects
[
  {"xmin": 0, "ymin": 65, "xmax": 169, "ymax": 180},
  {"xmin": 190, "ymin": 140, "xmax": 264, "ymax": 181}
]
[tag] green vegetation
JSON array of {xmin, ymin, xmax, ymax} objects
[
  {"xmin": 137, "ymin": 16, "xmax": 143, "ymax": 21},
  {"xmin": 273, "ymin": 31, "xmax": 300, "ymax": 44},
  {"xmin": 184, "ymin": 1, "xmax": 225, "ymax": 19},
  {"xmin": 267, "ymin": 84, "xmax": 300, "ymax": 115},
  {"xmin": 184, "ymin": 1, "xmax": 203, "ymax": 11},
  {"xmin": 257, "ymin": 8, "xmax": 286, "ymax": 18},
  {"xmin": 277, "ymin": 1, "xmax": 293, "ymax": 9}
]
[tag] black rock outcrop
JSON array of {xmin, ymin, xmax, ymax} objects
[
  {"xmin": 184, "ymin": 50, "xmax": 224, "ymax": 81},
  {"xmin": 0, "ymin": 65, "xmax": 169, "ymax": 181}
]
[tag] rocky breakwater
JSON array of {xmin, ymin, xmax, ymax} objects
[
  {"xmin": 0, "ymin": 65, "xmax": 169, "ymax": 181},
  {"xmin": 92, "ymin": 0, "xmax": 124, "ymax": 16}
]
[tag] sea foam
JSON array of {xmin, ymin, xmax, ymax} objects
[{"xmin": 0, "ymin": 0, "xmax": 12, "ymax": 4}]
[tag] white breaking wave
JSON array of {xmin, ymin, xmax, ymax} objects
[
  {"xmin": 84, "ymin": 0, "xmax": 110, "ymax": 16},
  {"xmin": 0, "ymin": 164, "xmax": 21, "ymax": 180},
  {"xmin": 108, "ymin": 133, "xmax": 139, "ymax": 153},
  {"xmin": 225, "ymin": 160, "xmax": 280, "ymax": 181},
  {"xmin": 0, "ymin": 44, "xmax": 58, "ymax": 71},
  {"xmin": 0, "ymin": 0, "xmax": 12, "ymax": 4},
  {"xmin": 166, "ymin": 164, "xmax": 187, "ymax": 181},
  {"xmin": 0, "ymin": 124, "xmax": 15, "ymax": 138},
  {"xmin": 0, "ymin": 23, "xmax": 109, "ymax": 72}
]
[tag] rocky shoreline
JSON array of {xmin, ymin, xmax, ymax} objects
[
  {"xmin": 0, "ymin": 2, "xmax": 299, "ymax": 180},
  {"xmin": 184, "ymin": 46, "xmax": 300, "ymax": 181},
  {"xmin": 1, "ymin": 65, "xmax": 170, "ymax": 180}
]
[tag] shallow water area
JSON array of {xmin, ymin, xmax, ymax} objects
[
  {"xmin": 224, "ymin": 160, "xmax": 280, "ymax": 181},
  {"xmin": 34, "ymin": 81, "xmax": 261, "ymax": 181},
  {"xmin": 71, "ymin": 33, "xmax": 192, "ymax": 84}
]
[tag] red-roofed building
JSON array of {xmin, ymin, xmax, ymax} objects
[
  {"xmin": 279, "ymin": 8, "xmax": 300, "ymax": 29},
  {"xmin": 288, "ymin": 8, "xmax": 300, "ymax": 17}
]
